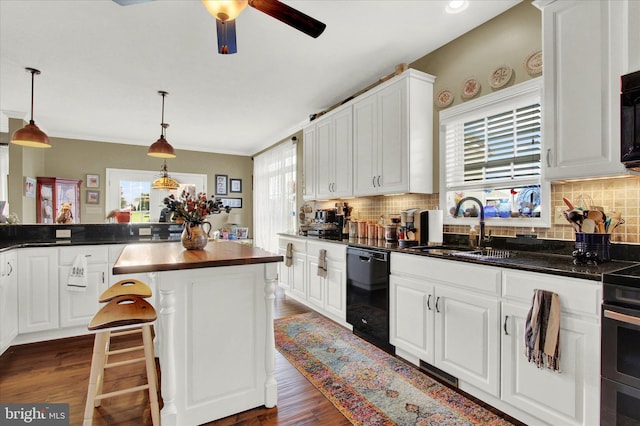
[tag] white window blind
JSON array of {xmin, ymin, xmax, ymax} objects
[{"xmin": 442, "ymin": 79, "xmax": 542, "ymax": 191}]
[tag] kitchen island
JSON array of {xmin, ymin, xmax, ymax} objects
[{"xmin": 113, "ymin": 240, "xmax": 282, "ymax": 426}]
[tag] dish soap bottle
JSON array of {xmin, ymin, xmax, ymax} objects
[{"xmin": 469, "ymin": 225, "xmax": 478, "ymax": 248}]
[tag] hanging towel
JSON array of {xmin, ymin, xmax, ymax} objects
[
  {"xmin": 317, "ymin": 249, "xmax": 327, "ymax": 278},
  {"xmin": 524, "ymin": 289, "xmax": 561, "ymax": 371},
  {"xmin": 285, "ymin": 243, "xmax": 293, "ymax": 267},
  {"xmin": 67, "ymin": 254, "xmax": 88, "ymax": 292}
]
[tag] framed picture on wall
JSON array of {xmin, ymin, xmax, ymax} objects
[
  {"xmin": 230, "ymin": 178, "xmax": 242, "ymax": 193},
  {"xmin": 86, "ymin": 174, "xmax": 100, "ymax": 188},
  {"xmin": 86, "ymin": 190, "xmax": 100, "ymax": 204},
  {"xmin": 220, "ymin": 197, "xmax": 242, "ymax": 208},
  {"xmin": 215, "ymin": 174, "xmax": 228, "ymax": 195}
]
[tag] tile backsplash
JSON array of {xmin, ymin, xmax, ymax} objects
[{"xmin": 311, "ymin": 176, "xmax": 639, "ymax": 244}]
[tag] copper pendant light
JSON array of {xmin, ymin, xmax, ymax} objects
[
  {"xmin": 11, "ymin": 67, "xmax": 51, "ymax": 148},
  {"xmin": 151, "ymin": 159, "xmax": 180, "ymax": 190},
  {"xmin": 147, "ymin": 90, "xmax": 176, "ymax": 158}
]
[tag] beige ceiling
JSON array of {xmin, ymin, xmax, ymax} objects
[{"xmin": 0, "ymin": 0, "xmax": 520, "ymax": 156}]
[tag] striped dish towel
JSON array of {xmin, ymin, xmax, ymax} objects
[
  {"xmin": 317, "ymin": 249, "xmax": 327, "ymax": 278},
  {"xmin": 524, "ymin": 289, "xmax": 561, "ymax": 371},
  {"xmin": 285, "ymin": 243, "xmax": 293, "ymax": 267}
]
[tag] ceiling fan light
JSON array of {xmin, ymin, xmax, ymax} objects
[
  {"xmin": 11, "ymin": 121, "xmax": 51, "ymax": 148},
  {"xmin": 202, "ymin": 0, "xmax": 248, "ymax": 21},
  {"xmin": 148, "ymin": 135, "xmax": 176, "ymax": 158}
]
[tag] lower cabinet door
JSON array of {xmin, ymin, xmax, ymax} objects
[
  {"xmin": 306, "ymin": 256, "xmax": 324, "ymax": 310},
  {"xmin": 389, "ymin": 274, "xmax": 434, "ymax": 363},
  {"xmin": 434, "ymin": 285, "xmax": 500, "ymax": 397},
  {"xmin": 324, "ymin": 258, "xmax": 346, "ymax": 321},
  {"xmin": 290, "ymin": 253, "xmax": 306, "ymax": 300},
  {"xmin": 59, "ymin": 264, "xmax": 108, "ymax": 328},
  {"xmin": 501, "ymin": 301, "xmax": 600, "ymax": 426}
]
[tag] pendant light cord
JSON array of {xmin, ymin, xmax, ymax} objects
[
  {"xmin": 26, "ymin": 67, "xmax": 41, "ymax": 124},
  {"xmin": 159, "ymin": 90, "xmax": 168, "ymax": 138}
]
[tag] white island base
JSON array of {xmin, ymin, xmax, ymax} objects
[
  {"xmin": 156, "ymin": 263, "xmax": 278, "ymax": 425},
  {"xmin": 113, "ymin": 241, "xmax": 281, "ymax": 426}
]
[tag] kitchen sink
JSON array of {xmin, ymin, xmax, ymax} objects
[
  {"xmin": 449, "ymin": 248, "xmax": 514, "ymax": 260},
  {"xmin": 411, "ymin": 246, "xmax": 515, "ymax": 260}
]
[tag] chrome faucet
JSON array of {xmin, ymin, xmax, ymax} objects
[{"xmin": 454, "ymin": 196, "xmax": 491, "ymax": 247}]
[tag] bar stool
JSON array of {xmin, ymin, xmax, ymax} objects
[{"xmin": 83, "ymin": 279, "xmax": 160, "ymax": 426}]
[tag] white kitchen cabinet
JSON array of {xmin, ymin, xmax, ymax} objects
[
  {"xmin": 537, "ymin": 0, "xmax": 627, "ymax": 180},
  {"xmin": 278, "ymin": 237, "xmax": 306, "ymax": 300},
  {"xmin": 0, "ymin": 250, "xmax": 18, "ymax": 355},
  {"xmin": 434, "ymin": 285, "xmax": 500, "ymax": 397},
  {"xmin": 353, "ymin": 69, "xmax": 435, "ymax": 196},
  {"xmin": 302, "ymin": 125, "xmax": 317, "ymax": 201},
  {"xmin": 389, "ymin": 273, "xmax": 434, "ymax": 362},
  {"xmin": 501, "ymin": 269, "xmax": 601, "ymax": 426},
  {"xmin": 18, "ymin": 247, "xmax": 59, "ymax": 334},
  {"xmin": 58, "ymin": 245, "xmax": 109, "ymax": 328},
  {"xmin": 390, "ymin": 253, "xmax": 501, "ymax": 397},
  {"xmin": 313, "ymin": 107, "xmax": 353, "ymax": 199},
  {"xmin": 305, "ymin": 241, "xmax": 347, "ymax": 323}
]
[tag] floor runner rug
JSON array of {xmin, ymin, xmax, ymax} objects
[{"xmin": 275, "ymin": 312, "xmax": 514, "ymax": 426}]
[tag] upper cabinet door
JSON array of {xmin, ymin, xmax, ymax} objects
[
  {"xmin": 331, "ymin": 107, "xmax": 353, "ymax": 198},
  {"xmin": 540, "ymin": 0, "xmax": 627, "ymax": 180},
  {"xmin": 302, "ymin": 125, "xmax": 316, "ymax": 201},
  {"xmin": 377, "ymin": 80, "xmax": 409, "ymax": 194},
  {"xmin": 353, "ymin": 93, "xmax": 379, "ymax": 196}
]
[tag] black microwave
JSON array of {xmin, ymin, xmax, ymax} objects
[{"xmin": 621, "ymin": 70, "xmax": 640, "ymax": 171}]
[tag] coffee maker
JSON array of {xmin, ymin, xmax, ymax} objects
[
  {"xmin": 415, "ymin": 210, "xmax": 444, "ymax": 246},
  {"xmin": 399, "ymin": 208, "xmax": 419, "ymax": 247},
  {"xmin": 335, "ymin": 202, "xmax": 351, "ymax": 238}
]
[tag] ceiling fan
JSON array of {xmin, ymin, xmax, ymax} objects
[{"xmin": 113, "ymin": 0, "xmax": 326, "ymax": 54}]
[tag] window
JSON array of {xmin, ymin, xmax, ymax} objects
[
  {"xmin": 105, "ymin": 168, "xmax": 206, "ymax": 223},
  {"xmin": 253, "ymin": 141, "xmax": 296, "ymax": 254},
  {"xmin": 439, "ymin": 79, "xmax": 550, "ymax": 227}
]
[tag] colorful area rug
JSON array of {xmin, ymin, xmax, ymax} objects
[{"xmin": 275, "ymin": 312, "xmax": 514, "ymax": 426}]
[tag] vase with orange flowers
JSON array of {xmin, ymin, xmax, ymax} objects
[{"xmin": 163, "ymin": 191, "xmax": 231, "ymax": 250}]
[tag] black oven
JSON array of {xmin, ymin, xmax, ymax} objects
[
  {"xmin": 602, "ymin": 264, "xmax": 640, "ymax": 425},
  {"xmin": 621, "ymin": 70, "xmax": 640, "ymax": 171}
]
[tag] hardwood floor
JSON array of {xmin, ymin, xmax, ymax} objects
[{"xmin": 0, "ymin": 286, "xmax": 349, "ymax": 425}]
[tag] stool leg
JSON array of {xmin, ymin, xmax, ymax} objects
[
  {"xmin": 142, "ymin": 325, "xmax": 160, "ymax": 426},
  {"xmin": 94, "ymin": 330, "xmax": 110, "ymax": 407},
  {"xmin": 84, "ymin": 332, "xmax": 108, "ymax": 426}
]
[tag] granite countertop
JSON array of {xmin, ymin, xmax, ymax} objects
[
  {"xmin": 112, "ymin": 240, "xmax": 283, "ymax": 275},
  {"xmin": 279, "ymin": 233, "xmax": 639, "ymax": 281}
]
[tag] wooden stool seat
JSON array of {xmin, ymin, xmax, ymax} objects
[
  {"xmin": 99, "ymin": 278, "xmax": 152, "ymax": 302},
  {"xmin": 84, "ymin": 290, "xmax": 160, "ymax": 426}
]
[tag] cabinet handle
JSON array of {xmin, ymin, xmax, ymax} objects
[
  {"xmin": 427, "ymin": 294, "xmax": 431, "ymax": 310},
  {"xmin": 372, "ymin": 176, "xmax": 376, "ymax": 187},
  {"xmin": 546, "ymin": 148, "xmax": 551, "ymax": 167},
  {"xmin": 435, "ymin": 296, "xmax": 440, "ymax": 313},
  {"xmin": 377, "ymin": 176, "xmax": 381, "ymax": 187},
  {"xmin": 102, "ymin": 272, "xmax": 105, "ymax": 284},
  {"xmin": 503, "ymin": 315, "xmax": 509, "ymax": 335},
  {"xmin": 7, "ymin": 262, "xmax": 12, "ymax": 276}
]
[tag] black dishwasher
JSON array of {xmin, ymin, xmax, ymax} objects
[{"xmin": 346, "ymin": 246, "xmax": 394, "ymax": 354}]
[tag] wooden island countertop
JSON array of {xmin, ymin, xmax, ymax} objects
[{"xmin": 112, "ymin": 240, "xmax": 282, "ymax": 275}]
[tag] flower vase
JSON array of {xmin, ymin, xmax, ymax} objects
[{"xmin": 181, "ymin": 221, "xmax": 212, "ymax": 250}]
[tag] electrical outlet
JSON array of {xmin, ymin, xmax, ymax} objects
[
  {"xmin": 56, "ymin": 229, "xmax": 71, "ymax": 238},
  {"xmin": 139, "ymin": 228, "xmax": 151, "ymax": 236},
  {"xmin": 554, "ymin": 206, "xmax": 568, "ymax": 225}
]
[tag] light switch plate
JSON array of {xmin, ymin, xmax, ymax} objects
[
  {"xmin": 139, "ymin": 228, "xmax": 151, "ymax": 236},
  {"xmin": 56, "ymin": 229, "xmax": 71, "ymax": 238}
]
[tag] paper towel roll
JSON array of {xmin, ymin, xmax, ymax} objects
[{"xmin": 418, "ymin": 210, "xmax": 443, "ymax": 245}]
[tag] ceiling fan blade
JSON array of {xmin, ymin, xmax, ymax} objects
[
  {"xmin": 112, "ymin": 0, "xmax": 153, "ymax": 5},
  {"xmin": 248, "ymin": 0, "xmax": 326, "ymax": 38},
  {"xmin": 216, "ymin": 19, "xmax": 238, "ymax": 54}
]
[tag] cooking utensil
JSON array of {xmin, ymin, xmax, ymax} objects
[
  {"xmin": 582, "ymin": 218, "xmax": 596, "ymax": 233},
  {"xmin": 562, "ymin": 197, "xmax": 575, "ymax": 210},
  {"xmin": 564, "ymin": 209, "xmax": 584, "ymax": 232}
]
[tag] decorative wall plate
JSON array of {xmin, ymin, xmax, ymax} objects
[
  {"xmin": 489, "ymin": 65, "xmax": 513, "ymax": 89},
  {"xmin": 436, "ymin": 89, "xmax": 454, "ymax": 108},
  {"xmin": 523, "ymin": 50, "xmax": 542, "ymax": 76},
  {"xmin": 461, "ymin": 76, "xmax": 481, "ymax": 99}
]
